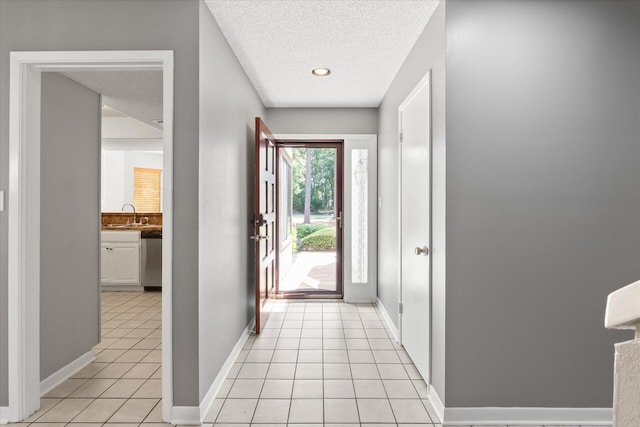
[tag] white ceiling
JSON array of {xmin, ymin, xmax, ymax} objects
[
  {"xmin": 205, "ymin": 0, "xmax": 440, "ymax": 108},
  {"xmin": 62, "ymin": 71, "xmax": 163, "ymax": 129}
]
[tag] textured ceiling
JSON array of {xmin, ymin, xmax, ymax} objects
[
  {"xmin": 61, "ymin": 71, "xmax": 163, "ymax": 129},
  {"xmin": 205, "ymin": 0, "xmax": 440, "ymax": 108}
]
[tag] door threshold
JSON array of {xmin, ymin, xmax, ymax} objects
[{"xmin": 275, "ymin": 292, "xmax": 343, "ymax": 300}]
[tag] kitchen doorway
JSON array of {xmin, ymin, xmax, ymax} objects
[
  {"xmin": 7, "ymin": 51, "xmax": 174, "ymax": 423},
  {"xmin": 275, "ymin": 141, "xmax": 344, "ymax": 298}
]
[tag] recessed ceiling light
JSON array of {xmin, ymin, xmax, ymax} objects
[{"xmin": 311, "ymin": 67, "xmax": 331, "ymax": 77}]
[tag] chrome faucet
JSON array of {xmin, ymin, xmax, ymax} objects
[{"xmin": 121, "ymin": 203, "xmax": 137, "ymax": 224}]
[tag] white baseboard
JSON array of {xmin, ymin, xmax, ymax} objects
[
  {"xmin": 427, "ymin": 385, "xmax": 445, "ymax": 424},
  {"xmin": 198, "ymin": 318, "xmax": 255, "ymax": 423},
  {"xmin": 441, "ymin": 406, "xmax": 612, "ymax": 425},
  {"xmin": 40, "ymin": 350, "xmax": 95, "ymax": 396},
  {"xmin": 376, "ymin": 297, "xmax": 398, "ymax": 341},
  {"xmin": 0, "ymin": 406, "xmax": 9, "ymax": 424},
  {"xmin": 171, "ymin": 406, "xmax": 200, "ymax": 425}
]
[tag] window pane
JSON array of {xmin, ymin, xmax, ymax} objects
[{"xmin": 352, "ymin": 149, "xmax": 368, "ymax": 283}]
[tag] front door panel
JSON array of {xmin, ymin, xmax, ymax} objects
[{"xmin": 254, "ymin": 118, "xmax": 277, "ymax": 333}]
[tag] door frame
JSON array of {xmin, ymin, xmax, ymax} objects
[
  {"xmin": 274, "ymin": 134, "xmax": 378, "ymax": 303},
  {"xmin": 7, "ymin": 51, "xmax": 174, "ymax": 422},
  {"xmin": 397, "ymin": 71, "xmax": 432, "ymax": 379},
  {"xmin": 274, "ymin": 140, "xmax": 344, "ymax": 298}
]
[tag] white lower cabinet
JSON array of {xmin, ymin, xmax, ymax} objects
[{"xmin": 101, "ymin": 231, "xmax": 141, "ymax": 288}]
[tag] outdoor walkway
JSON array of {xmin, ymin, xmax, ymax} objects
[{"xmin": 279, "ymin": 252, "xmax": 337, "ymax": 292}]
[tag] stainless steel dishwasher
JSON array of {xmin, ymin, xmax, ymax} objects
[{"xmin": 141, "ymin": 230, "xmax": 162, "ymax": 288}]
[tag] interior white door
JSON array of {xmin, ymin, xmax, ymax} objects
[{"xmin": 399, "ymin": 72, "xmax": 431, "ymax": 383}]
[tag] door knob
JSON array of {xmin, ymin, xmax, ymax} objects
[
  {"xmin": 414, "ymin": 246, "xmax": 429, "ymax": 256},
  {"xmin": 250, "ymin": 235, "xmax": 269, "ymax": 241}
]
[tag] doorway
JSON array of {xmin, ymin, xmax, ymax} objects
[
  {"xmin": 7, "ymin": 51, "xmax": 174, "ymax": 423},
  {"xmin": 276, "ymin": 142, "xmax": 344, "ymax": 298},
  {"xmin": 252, "ymin": 124, "xmax": 378, "ymax": 333}
]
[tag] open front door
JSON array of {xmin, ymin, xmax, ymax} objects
[{"xmin": 253, "ymin": 118, "xmax": 277, "ymax": 334}]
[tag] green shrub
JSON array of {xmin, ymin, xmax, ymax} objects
[
  {"xmin": 299, "ymin": 227, "xmax": 336, "ymax": 251},
  {"xmin": 296, "ymin": 223, "xmax": 328, "ymax": 240}
]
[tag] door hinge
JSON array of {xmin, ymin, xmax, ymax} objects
[
  {"xmin": 398, "ymin": 302, "xmax": 403, "ymax": 314},
  {"xmin": 399, "ymin": 132, "xmax": 403, "ymax": 144}
]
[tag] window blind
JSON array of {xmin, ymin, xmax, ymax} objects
[{"xmin": 133, "ymin": 167, "xmax": 161, "ymax": 212}]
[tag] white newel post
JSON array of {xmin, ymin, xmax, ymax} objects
[{"xmin": 605, "ymin": 280, "xmax": 640, "ymax": 426}]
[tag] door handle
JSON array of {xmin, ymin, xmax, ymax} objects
[
  {"xmin": 336, "ymin": 211, "xmax": 343, "ymax": 229},
  {"xmin": 250, "ymin": 235, "xmax": 269, "ymax": 241},
  {"xmin": 414, "ymin": 246, "xmax": 429, "ymax": 256}
]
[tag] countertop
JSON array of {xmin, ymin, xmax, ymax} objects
[{"xmin": 101, "ymin": 224, "xmax": 163, "ymax": 232}]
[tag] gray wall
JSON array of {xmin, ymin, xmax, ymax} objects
[
  {"xmin": 198, "ymin": 1, "xmax": 266, "ymax": 401},
  {"xmin": 266, "ymin": 108, "xmax": 378, "ymax": 135},
  {"xmin": 0, "ymin": 0, "xmax": 201, "ymax": 407},
  {"xmin": 40, "ymin": 73, "xmax": 101, "ymax": 380},
  {"xmin": 377, "ymin": 2, "xmax": 446, "ymax": 399},
  {"xmin": 445, "ymin": 0, "xmax": 639, "ymax": 407}
]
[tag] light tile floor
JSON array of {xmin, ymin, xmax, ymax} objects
[
  {"xmin": 12, "ymin": 294, "xmax": 605, "ymax": 427},
  {"xmin": 204, "ymin": 300, "xmax": 442, "ymax": 427},
  {"xmin": 14, "ymin": 291, "xmax": 165, "ymax": 427}
]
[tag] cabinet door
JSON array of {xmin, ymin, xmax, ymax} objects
[
  {"xmin": 100, "ymin": 245, "xmax": 111, "ymax": 283},
  {"xmin": 109, "ymin": 244, "xmax": 141, "ymax": 284}
]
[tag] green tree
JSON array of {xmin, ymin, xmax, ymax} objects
[{"xmin": 292, "ymin": 148, "xmax": 336, "ymax": 217}]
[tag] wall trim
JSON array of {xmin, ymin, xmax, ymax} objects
[
  {"xmin": 40, "ymin": 350, "xmax": 95, "ymax": 397},
  {"xmin": 427, "ymin": 385, "xmax": 445, "ymax": 424},
  {"xmin": 8, "ymin": 50, "xmax": 175, "ymax": 423},
  {"xmin": 171, "ymin": 406, "xmax": 201, "ymax": 425},
  {"xmin": 441, "ymin": 406, "xmax": 612, "ymax": 425},
  {"xmin": 198, "ymin": 319, "xmax": 255, "ymax": 422},
  {"xmin": 0, "ymin": 407, "xmax": 9, "ymax": 424},
  {"xmin": 376, "ymin": 297, "xmax": 398, "ymax": 341}
]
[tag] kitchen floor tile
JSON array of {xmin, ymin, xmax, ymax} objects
[
  {"xmin": 101, "ymin": 378, "xmax": 145, "ymax": 398},
  {"xmin": 43, "ymin": 379, "xmax": 88, "ymax": 398},
  {"xmin": 23, "ymin": 398, "xmax": 62, "ymax": 422},
  {"xmin": 37, "ymin": 398, "xmax": 94, "ymax": 422},
  {"xmin": 68, "ymin": 378, "xmax": 118, "ymax": 398},
  {"xmin": 143, "ymin": 400, "xmax": 164, "ymax": 423},
  {"xmin": 108, "ymin": 398, "xmax": 158, "ymax": 423},
  {"xmin": 131, "ymin": 378, "xmax": 162, "ymax": 398},
  {"xmin": 93, "ymin": 362, "xmax": 136, "ymax": 379},
  {"xmin": 122, "ymin": 362, "xmax": 160, "ymax": 379},
  {"xmin": 71, "ymin": 362, "xmax": 109, "ymax": 379},
  {"xmin": 72, "ymin": 398, "xmax": 126, "ymax": 422}
]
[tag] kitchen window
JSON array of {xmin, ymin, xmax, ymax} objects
[{"xmin": 133, "ymin": 167, "xmax": 162, "ymax": 212}]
